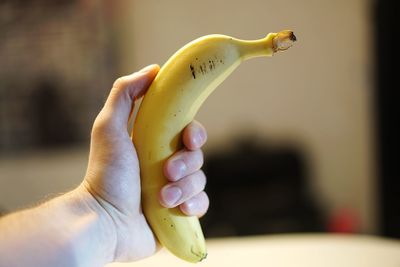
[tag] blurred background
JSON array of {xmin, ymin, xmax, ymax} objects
[{"xmin": 0, "ymin": 0, "xmax": 398, "ymax": 239}]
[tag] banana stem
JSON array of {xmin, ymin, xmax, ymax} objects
[{"xmin": 239, "ymin": 30, "xmax": 296, "ymax": 60}]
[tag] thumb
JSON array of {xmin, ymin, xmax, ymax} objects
[{"xmin": 100, "ymin": 64, "xmax": 160, "ymax": 132}]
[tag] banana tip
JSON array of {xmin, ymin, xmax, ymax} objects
[
  {"xmin": 200, "ymin": 252, "xmax": 208, "ymax": 262},
  {"xmin": 289, "ymin": 31, "xmax": 297, "ymax": 42},
  {"xmin": 273, "ymin": 30, "xmax": 296, "ymax": 52}
]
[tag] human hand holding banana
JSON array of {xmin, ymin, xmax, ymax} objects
[
  {"xmin": 0, "ymin": 30, "xmax": 295, "ymax": 267},
  {"xmin": 83, "ymin": 65, "xmax": 209, "ymax": 262},
  {"xmin": 86, "ymin": 29, "xmax": 296, "ymax": 263}
]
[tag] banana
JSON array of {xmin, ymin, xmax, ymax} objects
[{"xmin": 131, "ymin": 30, "xmax": 296, "ymax": 263}]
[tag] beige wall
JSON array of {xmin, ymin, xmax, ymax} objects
[
  {"xmin": 116, "ymin": 0, "xmax": 376, "ymax": 232},
  {"xmin": 0, "ymin": 0, "xmax": 377, "ymax": 233}
]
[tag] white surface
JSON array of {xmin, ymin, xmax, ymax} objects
[{"xmin": 108, "ymin": 234, "xmax": 400, "ymax": 267}]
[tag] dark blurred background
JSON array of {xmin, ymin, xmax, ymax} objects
[{"xmin": 0, "ymin": 0, "xmax": 398, "ymax": 239}]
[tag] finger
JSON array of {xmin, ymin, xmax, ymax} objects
[
  {"xmin": 159, "ymin": 170, "xmax": 206, "ymax": 208},
  {"xmin": 98, "ymin": 64, "xmax": 160, "ymax": 132},
  {"xmin": 182, "ymin": 121, "xmax": 207, "ymax": 151},
  {"xmin": 163, "ymin": 149, "xmax": 203, "ymax": 181},
  {"xmin": 180, "ymin": 191, "xmax": 209, "ymax": 217}
]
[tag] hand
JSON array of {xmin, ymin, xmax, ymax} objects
[{"xmin": 81, "ymin": 65, "xmax": 209, "ymax": 262}]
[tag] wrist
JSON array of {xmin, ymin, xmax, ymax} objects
[
  {"xmin": 0, "ymin": 184, "xmax": 118, "ymax": 267},
  {"xmin": 67, "ymin": 184, "xmax": 118, "ymax": 265}
]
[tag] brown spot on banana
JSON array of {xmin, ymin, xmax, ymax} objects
[{"xmin": 190, "ymin": 64, "xmax": 196, "ymax": 79}]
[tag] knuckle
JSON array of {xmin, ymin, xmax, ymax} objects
[
  {"xmin": 194, "ymin": 150, "xmax": 204, "ymax": 167},
  {"xmin": 181, "ymin": 191, "xmax": 209, "ymax": 217},
  {"xmin": 92, "ymin": 116, "xmax": 107, "ymax": 135},
  {"xmin": 198, "ymin": 191, "xmax": 209, "ymax": 206},
  {"xmin": 190, "ymin": 170, "xmax": 206, "ymax": 190},
  {"xmin": 183, "ymin": 149, "xmax": 203, "ymax": 170},
  {"xmin": 180, "ymin": 170, "xmax": 205, "ymax": 194},
  {"xmin": 112, "ymin": 76, "xmax": 128, "ymax": 89},
  {"xmin": 198, "ymin": 170, "xmax": 207, "ymax": 188},
  {"xmin": 91, "ymin": 113, "xmax": 117, "ymax": 138},
  {"xmin": 199, "ymin": 192, "xmax": 210, "ymax": 217}
]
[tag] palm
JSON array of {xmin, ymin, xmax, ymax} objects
[{"xmin": 85, "ymin": 125, "xmax": 142, "ymax": 214}]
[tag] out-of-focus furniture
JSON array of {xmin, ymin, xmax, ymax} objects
[{"xmin": 108, "ymin": 234, "xmax": 400, "ymax": 267}]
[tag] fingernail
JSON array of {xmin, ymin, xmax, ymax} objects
[
  {"xmin": 139, "ymin": 64, "xmax": 158, "ymax": 73},
  {"xmin": 171, "ymin": 159, "xmax": 186, "ymax": 179},
  {"xmin": 161, "ymin": 186, "xmax": 182, "ymax": 207},
  {"xmin": 193, "ymin": 128, "xmax": 206, "ymax": 147}
]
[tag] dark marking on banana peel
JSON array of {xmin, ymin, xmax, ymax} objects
[
  {"xmin": 190, "ymin": 64, "xmax": 196, "ymax": 79},
  {"xmin": 200, "ymin": 65, "xmax": 204, "ymax": 74},
  {"xmin": 191, "ymin": 56, "xmax": 223, "ymax": 78},
  {"xmin": 209, "ymin": 59, "xmax": 216, "ymax": 70},
  {"xmin": 190, "ymin": 246, "xmax": 207, "ymax": 261}
]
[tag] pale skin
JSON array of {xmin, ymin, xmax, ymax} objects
[{"xmin": 0, "ymin": 65, "xmax": 209, "ymax": 267}]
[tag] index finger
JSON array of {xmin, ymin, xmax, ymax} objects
[{"xmin": 182, "ymin": 121, "xmax": 207, "ymax": 151}]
